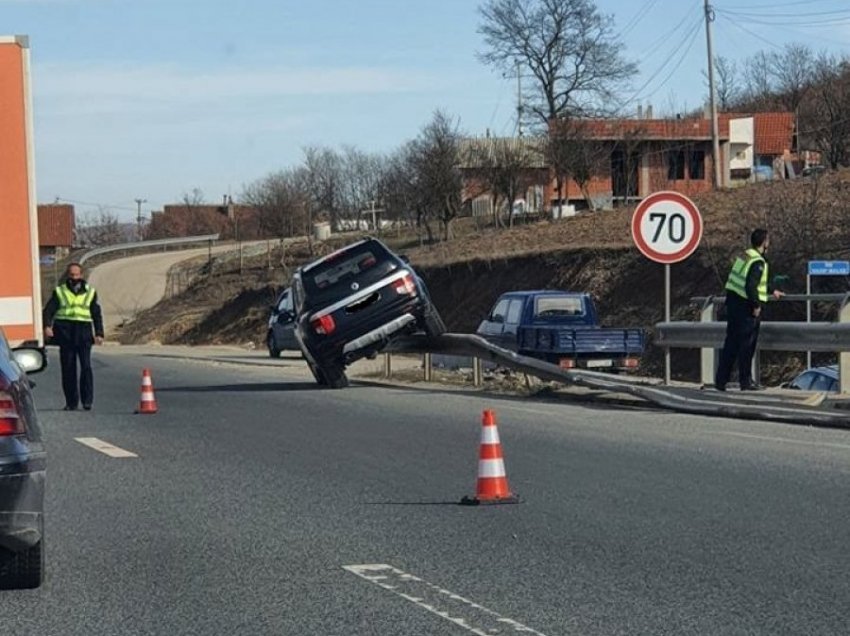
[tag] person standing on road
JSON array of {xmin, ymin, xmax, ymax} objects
[
  {"xmin": 42, "ymin": 263, "xmax": 105, "ymax": 411},
  {"xmin": 715, "ymin": 229, "xmax": 784, "ymax": 391}
]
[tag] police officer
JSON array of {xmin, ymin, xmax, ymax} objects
[
  {"xmin": 43, "ymin": 263, "xmax": 105, "ymax": 410},
  {"xmin": 715, "ymin": 229, "xmax": 783, "ymax": 391}
]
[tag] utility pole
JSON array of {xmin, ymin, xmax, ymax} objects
[
  {"xmin": 135, "ymin": 198, "xmax": 147, "ymax": 241},
  {"xmin": 516, "ymin": 58, "xmax": 523, "ymax": 138},
  {"xmin": 360, "ymin": 200, "xmax": 385, "ymax": 234},
  {"xmin": 704, "ymin": 0, "xmax": 722, "ymax": 189}
]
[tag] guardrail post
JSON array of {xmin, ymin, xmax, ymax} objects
[
  {"xmin": 423, "ymin": 353, "xmax": 432, "ymax": 382},
  {"xmin": 473, "ymin": 357, "xmax": 483, "ymax": 387},
  {"xmin": 700, "ymin": 298, "xmax": 718, "ymax": 386},
  {"xmin": 840, "ymin": 294, "xmax": 850, "ymax": 394},
  {"xmin": 384, "ymin": 353, "xmax": 392, "ymax": 379}
]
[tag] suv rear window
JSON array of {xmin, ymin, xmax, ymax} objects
[{"xmin": 302, "ymin": 242, "xmax": 396, "ymax": 302}]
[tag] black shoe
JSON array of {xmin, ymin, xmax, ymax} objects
[
  {"xmin": 741, "ymin": 384, "xmax": 766, "ymax": 391},
  {"xmin": 63, "ymin": 405, "xmax": 77, "ymax": 411},
  {"xmin": 82, "ymin": 404, "xmax": 92, "ymax": 411},
  {"xmin": 715, "ymin": 384, "xmax": 726, "ymax": 392}
]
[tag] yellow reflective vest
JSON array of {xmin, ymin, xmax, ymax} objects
[
  {"xmin": 725, "ymin": 248, "xmax": 768, "ymax": 303},
  {"xmin": 54, "ymin": 284, "xmax": 96, "ymax": 322}
]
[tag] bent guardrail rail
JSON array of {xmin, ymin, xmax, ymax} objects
[
  {"xmin": 387, "ymin": 333, "xmax": 850, "ymax": 427},
  {"xmin": 78, "ymin": 234, "xmax": 220, "ymax": 265}
]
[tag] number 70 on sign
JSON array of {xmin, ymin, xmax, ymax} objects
[{"xmin": 631, "ymin": 191, "xmax": 703, "ymax": 264}]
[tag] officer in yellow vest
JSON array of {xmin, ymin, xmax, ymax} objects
[
  {"xmin": 715, "ymin": 229, "xmax": 784, "ymax": 391},
  {"xmin": 42, "ymin": 263, "xmax": 105, "ymax": 411}
]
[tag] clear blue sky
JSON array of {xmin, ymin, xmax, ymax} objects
[{"xmin": 6, "ymin": 0, "xmax": 850, "ymax": 222}]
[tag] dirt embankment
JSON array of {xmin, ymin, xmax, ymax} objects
[{"xmin": 120, "ymin": 171, "xmax": 850, "ymax": 383}]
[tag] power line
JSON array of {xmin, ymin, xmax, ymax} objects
[
  {"xmin": 721, "ymin": 8, "xmax": 850, "ymax": 19},
  {"xmin": 616, "ymin": 0, "xmax": 660, "ymax": 39},
  {"xmin": 619, "ymin": 14, "xmax": 704, "ymax": 109}
]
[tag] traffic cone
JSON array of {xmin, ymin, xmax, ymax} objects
[
  {"xmin": 135, "ymin": 368, "xmax": 158, "ymax": 414},
  {"xmin": 460, "ymin": 410, "xmax": 519, "ymax": 505}
]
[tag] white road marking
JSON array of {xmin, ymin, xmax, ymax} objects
[
  {"xmin": 74, "ymin": 437, "xmax": 138, "ymax": 458},
  {"xmin": 721, "ymin": 431, "xmax": 850, "ymax": 451},
  {"xmin": 343, "ymin": 563, "xmax": 550, "ymax": 636}
]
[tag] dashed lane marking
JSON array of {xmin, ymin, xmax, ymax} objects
[
  {"xmin": 343, "ymin": 563, "xmax": 551, "ymax": 635},
  {"xmin": 74, "ymin": 437, "xmax": 138, "ymax": 458}
]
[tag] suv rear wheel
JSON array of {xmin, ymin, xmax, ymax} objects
[
  {"xmin": 267, "ymin": 332, "xmax": 281, "ymax": 358},
  {"xmin": 322, "ymin": 362, "xmax": 349, "ymax": 389},
  {"xmin": 422, "ymin": 307, "xmax": 446, "ymax": 338}
]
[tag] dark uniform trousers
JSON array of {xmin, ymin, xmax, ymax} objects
[
  {"xmin": 715, "ymin": 292, "xmax": 760, "ymax": 389},
  {"xmin": 54, "ymin": 320, "xmax": 95, "ymax": 408}
]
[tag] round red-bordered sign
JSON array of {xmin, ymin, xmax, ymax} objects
[{"xmin": 631, "ymin": 191, "xmax": 703, "ymax": 264}]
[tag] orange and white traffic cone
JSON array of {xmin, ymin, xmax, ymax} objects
[
  {"xmin": 460, "ymin": 410, "xmax": 519, "ymax": 505},
  {"xmin": 135, "ymin": 368, "xmax": 158, "ymax": 414}
]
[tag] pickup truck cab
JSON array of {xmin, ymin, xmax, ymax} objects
[{"xmin": 477, "ymin": 290, "xmax": 644, "ymax": 371}]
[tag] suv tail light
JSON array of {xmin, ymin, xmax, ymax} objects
[
  {"xmin": 622, "ymin": 357, "xmax": 640, "ymax": 369},
  {"xmin": 393, "ymin": 274, "xmax": 417, "ymax": 296},
  {"xmin": 312, "ymin": 314, "xmax": 336, "ymax": 335},
  {"xmin": 0, "ymin": 392, "xmax": 22, "ymax": 436}
]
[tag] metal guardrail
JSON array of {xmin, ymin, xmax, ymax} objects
[
  {"xmin": 384, "ymin": 333, "xmax": 850, "ymax": 426},
  {"xmin": 656, "ymin": 322, "xmax": 850, "ymax": 352},
  {"xmin": 659, "ymin": 293, "xmax": 850, "ymax": 393},
  {"xmin": 78, "ymin": 234, "xmax": 220, "ymax": 265}
]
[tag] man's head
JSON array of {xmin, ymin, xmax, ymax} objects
[
  {"xmin": 751, "ymin": 228, "xmax": 769, "ymax": 253},
  {"xmin": 65, "ymin": 263, "xmax": 84, "ymax": 283}
]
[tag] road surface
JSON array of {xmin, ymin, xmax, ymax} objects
[{"xmin": 2, "ymin": 345, "xmax": 848, "ymax": 634}]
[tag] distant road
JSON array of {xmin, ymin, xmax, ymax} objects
[{"xmin": 88, "ymin": 243, "xmax": 260, "ymax": 336}]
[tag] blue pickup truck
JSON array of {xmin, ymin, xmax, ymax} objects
[{"xmin": 476, "ymin": 290, "xmax": 645, "ymax": 371}]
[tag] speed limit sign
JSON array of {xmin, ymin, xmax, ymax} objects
[{"xmin": 631, "ymin": 191, "xmax": 703, "ymax": 264}]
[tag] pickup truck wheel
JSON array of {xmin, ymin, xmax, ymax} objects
[
  {"xmin": 323, "ymin": 363, "xmax": 349, "ymax": 389},
  {"xmin": 0, "ymin": 541, "xmax": 43, "ymax": 590},
  {"xmin": 422, "ymin": 307, "xmax": 446, "ymax": 338}
]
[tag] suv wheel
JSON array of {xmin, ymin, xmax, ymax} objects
[
  {"xmin": 422, "ymin": 307, "xmax": 446, "ymax": 338},
  {"xmin": 267, "ymin": 332, "xmax": 281, "ymax": 359},
  {"xmin": 307, "ymin": 360, "xmax": 327, "ymax": 385},
  {"xmin": 322, "ymin": 362, "xmax": 349, "ymax": 389}
]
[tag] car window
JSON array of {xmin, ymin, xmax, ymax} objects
[
  {"xmin": 790, "ymin": 371, "xmax": 816, "ymax": 390},
  {"xmin": 276, "ymin": 290, "xmax": 292, "ymax": 313},
  {"xmin": 302, "ymin": 243, "xmax": 395, "ymax": 303},
  {"xmin": 535, "ymin": 296, "xmax": 584, "ymax": 318},
  {"xmin": 506, "ymin": 299, "xmax": 523, "ymax": 325},
  {"xmin": 490, "ymin": 299, "xmax": 510, "ymax": 322},
  {"xmin": 809, "ymin": 372, "xmax": 834, "ymax": 392}
]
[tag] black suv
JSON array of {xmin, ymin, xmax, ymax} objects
[{"xmin": 292, "ymin": 238, "xmax": 445, "ymax": 388}]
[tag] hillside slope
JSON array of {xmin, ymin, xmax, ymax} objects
[{"xmin": 119, "ymin": 171, "xmax": 850, "ymax": 382}]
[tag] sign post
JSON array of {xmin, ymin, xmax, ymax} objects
[
  {"xmin": 631, "ymin": 192, "xmax": 704, "ymax": 384},
  {"xmin": 806, "ymin": 260, "xmax": 850, "ymax": 368}
]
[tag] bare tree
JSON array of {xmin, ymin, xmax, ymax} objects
[
  {"xmin": 703, "ymin": 56, "xmax": 740, "ymax": 111},
  {"xmin": 241, "ymin": 170, "xmax": 308, "ymax": 241},
  {"xmin": 769, "ymin": 43, "xmax": 814, "ymax": 114},
  {"xmin": 741, "ymin": 50, "xmax": 775, "ymax": 108},
  {"xmin": 478, "ymin": 0, "xmax": 636, "ymax": 126},
  {"xmin": 801, "ymin": 53, "xmax": 850, "ymax": 169},
  {"xmin": 302, "ymin": 147, "xmax": 342, "ymax": 230},
  {"xmin": 466, "ymin": 137, "xmax": 542, "ymax": 228},
  {"xmin": 479, "ymin": 0, "xmax": 634, "ymax": 217},
  {"xmin": 408, "ymin": 110, "xmax": 464, "ymax": 242},
  {"xmin": 75, "ymin": 208, "xmax": 124, "ymax": 247},
  {"xmin": 548, "ymin": 120, "xmax": 608, "ymax": 210}
]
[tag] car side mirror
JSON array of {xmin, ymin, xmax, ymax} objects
[
  {"xmin": 491, "ymin": 314, "xmax": 505, "ymax": 324},
  {"xmin": 278, "ymin": 311, "xmax": 295, "ymax": 323},
  {"xmin": 399, "ymin": 254, "xmax": 410, "ymax": 264},
  {"xmin": 13, "ymin": 347, "xmax": 47, "ymax": 375}
]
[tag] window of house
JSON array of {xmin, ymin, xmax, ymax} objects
[
  {"xmin": 690, "ymin": 150, "xmax": 706, "ymax": 180},
  {"xmin": 667, "ymin": 151, "xmax": 685, "ymax": 180}
]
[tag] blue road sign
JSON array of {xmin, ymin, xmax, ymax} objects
[{"xmin": 808, "ymin": 260, "xmax": 850, "ymax": 276}]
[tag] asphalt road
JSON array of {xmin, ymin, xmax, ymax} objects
[{"xmin": 2, "ymin": 346, "xmax": 849, "ymax": 635}]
